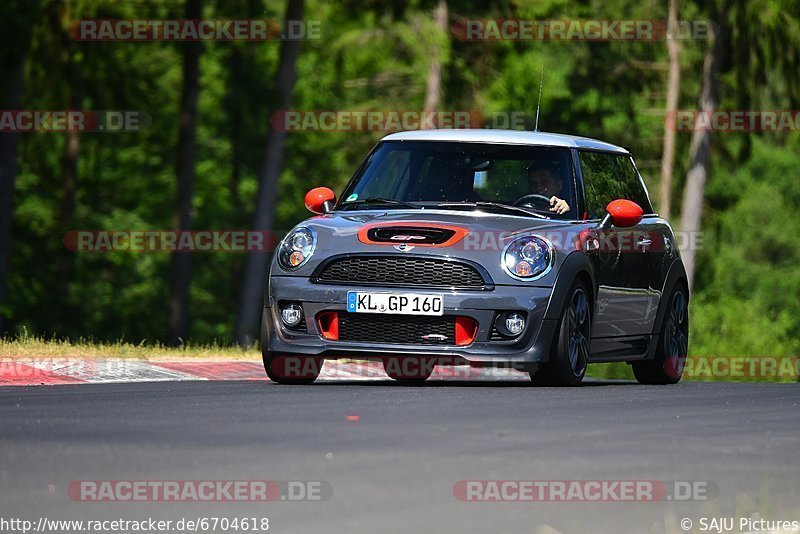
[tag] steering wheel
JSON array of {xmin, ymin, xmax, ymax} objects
[{"xmin": 513, "ymin": 193, "xmax": 551, "ymax": 210}]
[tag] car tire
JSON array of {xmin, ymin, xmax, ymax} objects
[
  {"xmin": 530, "ymin": 280, "xmax": 591, "ymax": 387},
  {"xmin": 263, "ymin": 351, "xmax": 323, "ymax": 385},
  {"xmin": 632, "ymin": 285, "xmax": 689, "ymax": 385},
  {"xmin": 382, "ymin": 357, "xmax": 434, "ymax": 384}
]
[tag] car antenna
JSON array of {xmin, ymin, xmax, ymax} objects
[{"xmin": 534, "ymin": 65, "xmax": 544, "ymax": 132}]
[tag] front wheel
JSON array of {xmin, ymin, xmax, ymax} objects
[
  {"xmin": 263, "ymin": 352, "xmax": 323, "ymax": 385},
  {"xmin": 530, "ymin": 280, "xmax": 592, "ymax": 386},
  {"xmin": 382, "ymin": 357, "xmax": 434, "ymax": 384},
  {"xmin": 632, "ymin": 285, "xmax": 689, "ymax": 385}
]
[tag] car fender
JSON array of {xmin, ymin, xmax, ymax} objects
[
  {"xmin": 543, "ymin": 251, "xmax": 597, "ymax": 321},
  {"xmin": 641, "ymin": 258, "xmax": 689, "ymax": 360},
  {"xmin": 650, "ymin": 258, "xmax": 689, "ymax": 337}
]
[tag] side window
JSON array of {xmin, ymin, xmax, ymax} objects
[
  {"xmin": 578, "ymin": 151, "xmax": 653, "ymax": 219},
  {"xmin": 578, "ymin": 152, "xmax": 624, "ymax": 219},
  {"xmin": 619, "ymin": 157, "xmax": 653, "ymax": 213}
]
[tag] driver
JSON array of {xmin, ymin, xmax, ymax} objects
[{"xmin": 527, "ymin": 162, "xmax": 570, "ymax": 215}]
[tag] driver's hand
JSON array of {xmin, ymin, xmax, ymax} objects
[{"xmin": 549, "ymin": 196, "xmax": 570, "ymax": 214}]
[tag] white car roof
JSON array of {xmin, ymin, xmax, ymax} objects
[{"xmin": 381, "ymin": 129, "xmax": 629, "ymax": 154}]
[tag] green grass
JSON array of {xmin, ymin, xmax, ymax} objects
[
  {"xmin": 1, "ymin": 334, "xmax": 796, "ymax": 382},
  {"xmin": 587, "ymin": 359, "xmax": 799, "ymax": 383},
  {"xmin": 0, "ymin": 332, "xmax": 260, "ymax": 361},
  {"xmin": 585, "ymin": 362, "xmax": 636, "ymax": 381}
]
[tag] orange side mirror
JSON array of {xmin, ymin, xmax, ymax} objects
[
  {"xmin": 304, "ymin": 187, "xmax": 336, "ymax": 214},
  {"xmin": 601, "ymin": 199, "xmax": 643, "ymax": 228}
]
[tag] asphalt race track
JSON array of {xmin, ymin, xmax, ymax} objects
[{"xmin": 1, "ymin": 379, "xmax": 798, "ymax": 534}]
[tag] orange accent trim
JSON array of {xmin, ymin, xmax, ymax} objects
[
  {"xmin": 454, "ymin": 316, "xmax": 478, "ymax": 346},
  {"xmin": 317, "ymin": 311, "xmax": 339, "ymax": 341},
  {"xmin": 357, "ymin": 222, "xmax": 470, "ymax": 248}
]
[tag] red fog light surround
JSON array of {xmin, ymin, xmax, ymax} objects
[
  {"xmin": 317, "ymin": 311, "xmax": 339, "ymax": 341},
  {"xmin": 454, "ymin": 316, "xmax": 479, "ymax": 346}
]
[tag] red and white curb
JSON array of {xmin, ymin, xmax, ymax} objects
[{"xmin": 0, "ymin": 359, "xmax": 529, "ymax": 386}]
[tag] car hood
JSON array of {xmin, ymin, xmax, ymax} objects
[{"xmin": 273, "ymin": 209, "xmax": 591, "ymax": 287}]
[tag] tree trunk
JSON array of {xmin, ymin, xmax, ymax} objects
[
  {"xmin": 168, "ymin": 0, "xmax": 204, "ymax": 345},
  {"xmin": 228, "ymin": 0, "xmax": 261, "ymax": 218},
  {"xmin": 55, "ymin": 29, "xmax": 83, "ymax": 335},
  {"xmin": 235, "ymin": 0, "xmax": 304, "ymax": 345},
  {"xmin": 0, "ymin": 52, "xmax": 26, "ymax": 336},
  {"xmin": 658, "ymin": 0, "xmax": 681, "ymax": 220},
  {"xmin": 423, "ymin": 0, "xmax": 448, "ymax": 113},
  {"xmin": 228, "ymin": 44, "xmax": 244, "ymax": 216},
  {"xmin": 679, "ymin": 18, "xmax": 723, "ymax": 290}
]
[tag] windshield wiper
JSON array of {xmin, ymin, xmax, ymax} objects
[
  {"xmin": 338, "ymin": 197, "xmax": 420, "ymax": 210},
  {"xmin": 434, "ymin": 201, "xmax": 547, "ymax": 219}
]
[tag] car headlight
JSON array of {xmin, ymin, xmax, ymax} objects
[
  {"xmin": 502, "ymin": 235, "xmax": 554, "ymax": 280},
  {"xmin": 278, "ymin": 227, "xmax": 316, "ymax": 270}
]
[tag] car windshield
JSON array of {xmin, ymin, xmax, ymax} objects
[{"xmin": 337, "ymin": 141, "xmax": 577, "ymax": 219}]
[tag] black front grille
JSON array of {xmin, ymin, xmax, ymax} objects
[
  {"xmin": 338, "ymin": 314, "xmax": 456, "ymax": 345},
  {"xmin": 313, "ymin": 256, "xmax": 487, "ymax": 289},
  {"xmin": 489, "ymin": 324, "xmax": 505, "ymax": 341},
  {"xmin": 286, "ymin": 315, "xmax": 307, "ymax": 333}
]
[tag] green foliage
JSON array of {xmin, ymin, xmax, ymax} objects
[
  {"xmin": 2, "ymin": 0, "xmax": 799, "ymax": 364},
  {"xmin": 690, "ymin": 135, "xmax": 800, "ymax": 357}
]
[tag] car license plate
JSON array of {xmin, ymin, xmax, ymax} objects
[{"xmin": 346, "ymin": 291, "xmax": 444, "ymax": 316}]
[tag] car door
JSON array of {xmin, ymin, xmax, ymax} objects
[
  {"xmin": 576, "ymin": 150, "xmax": 657, "ymax": 339},
  {"xmin": 623, "ymin": 156, "xmax": 664, "ymax": 332},
  {"xmin": 629, "ymin": 158, "xmax": 678, "ymax": 320}
]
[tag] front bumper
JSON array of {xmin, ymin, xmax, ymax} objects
[{"xmin": 263, "ymin": 275, "xmax": 558, "ymax": 366}]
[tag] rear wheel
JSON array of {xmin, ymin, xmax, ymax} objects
[
  {"xmin": 263, "ymin": 352, "xmax": 323, "ymax": 385},
  {"xmin": 382, "ymin": 357, "xmax": 434, "ymax": 384},
  {"xmin": 530, "ymin": 280, "xmax": 591, "ymax": 386},
  {"xmin": 632, "ymin": 286, "xmax": 688, "ymax": 384}
]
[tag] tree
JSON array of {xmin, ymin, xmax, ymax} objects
[
  {"xmin": 55, "ymin": 7, "xmax": 83, "ymax": 333},
  {"xmin": 679, "ymin": 13, "xmax": 723, "ymax": 289},
  {"xmin": 0, "ymin": 55, "xmax": 25, "ymax": 337},
  {"xmin": 679, "ymin": 0, "xmax": 800, "ymax": 288},
  {"xmin": 423, "ymin": 0, "xmax": 448, "ymax": 113},
  {"xmin": 0, "ymin": 0, "xmax": 38, "ymax": 336},
  {"xmin": 235, "ymin": 0, "xmax": 305, "ymax": 345},
  {"xmin": 658, "ymin": 0, "xmax": 681, "ymax": 219},
  {"xmin": 169, "ymin": 0, "xmax": 205, "ymax": 345}
]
